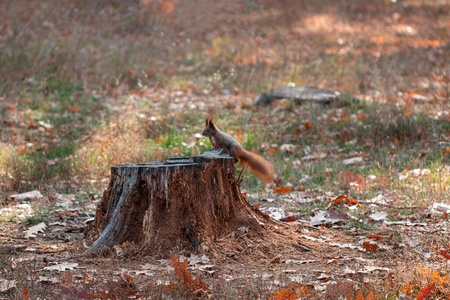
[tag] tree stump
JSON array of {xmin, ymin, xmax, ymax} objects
[{"xmin": 85, "ymin": 149, "xmax": 275, "ymax": 256}]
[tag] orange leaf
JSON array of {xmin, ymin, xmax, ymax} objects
[
  {"xmin": 280, "ymin": 215, "xmax": 296, "ymax": 222},
  {"xmin": 68, "ymin": 105, "xmax": 80, "ymax": 112},
  {"xmin": 363, "ymin": 241, "xmax": 378, "ymax": 253},
  {"xmin": 253, "ymin": 202, "xmax": 262, "ymax": 208},
  {"xmin": 348, "ymin": 198, "xmax": 357, "ymax": 205},
  {"xmin": 5, "ymin": 104, "xmax": 16, "ymax": 111},
  {"xmin": 404, "ymin": 109, "xmax": 414, "ymax": 116},
  {"xmin": 365, "ymin": 290, "xmax": 374, "ymax": 300},
  {"xmin": 159, "ymin": 1, "xmax": 175, "ymax": 15},
  {"xmin": 332, "ymin": 195, "xmax": 348, "ymax": 205},
  {"xmin": 357, "ymin": 112, "xmax": 368, "ymax": 122},
  {"xmin": 236, "ymin": 136, "xmax": 243, "ymax": 141},
  {"xmin": 439, "ymin": 250, "xmax": 450, "ymax": 260},
  {"xmin": 273, "ymin": 99, "xmax": 286, "ymax": 107},
  {"xmin": 155, "ymin": 136, "xmax": 164, "ymax": 142},
  {"xmin": 17, "ymin": 145, "xmax": 28, "ymax": 154},
  {"xmin": 355, "ymin": 290, "xmax": 364, "ymax": 300},
  {"xmin": 416, "ymin": 283, "xmax": 435, "ymax": 300},
  {"xmin": 304, "ymin": 121, "xmax": 312, "ymax": 131},
  {"xmin": 123, "ymin": 273, "xmax": 133, "ymax": 283},
  {"xmin": 28, "ymin": 119, "xmax": 38, "ymax": 128},
  {"xmin": 268, "ymin": 147, "xmax": 278, "ymax": 154},
  {"xmin": 367, "ymin": 234, "xmax": 383, "ymax": 240},
  {"xmin": 401, "ymin": 283, "xmax": 412, "ymax": 295},
  {"xmin": 274, "ymin": 185, "xmax": 292, "ymax": 195},
  {"xmin": 22, "ymin": 287, "xmax": 30, "ymax": 300},
  {"xmin": 436, "ymin": 89, "xmax": 446, "ymax": 96},
  {"xmin": 3, "ymin": 120, "xmax": 15, "ymax": 127},
  {"xmin": 169, "ymin": 253, "xmax": 208, "ymax": 292}
]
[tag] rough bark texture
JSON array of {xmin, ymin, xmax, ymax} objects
[{"xmin": 85, "ymin": 149, "xmax": 272, "ymax": 256}]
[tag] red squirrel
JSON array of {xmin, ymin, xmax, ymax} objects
[{"xmin": 202, "ymin": 117, "xmax": 275, "ymax": 184}]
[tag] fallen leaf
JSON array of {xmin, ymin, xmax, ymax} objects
[
  {"xmin": 0, "ymin": 279, "xmax": 16, "ymax": 293},
  {"xmin": 348, "ymin": 198, "xmax": 357, "ymax": 205},
  {"xmin": 400, "ymin": 283, "xmax": 412, "ymax": 295},
  {"xmin": 369, "ymin": 211, "xmax": 388, "ymax": 221},
  {"xmin": 44, "ymin": 262, "xmax": 79, "ymax": 271},
  {"xmin": 367, "ymin": 234, "xmax": 383, "ymax": 240},
  {"xmin": 304, "ymin": 121, "xmax": 312, "ymax": 130},
  {"xmin": 188, "ymin": 254, "xmax": 210, "ymax": 265},
  {"xmin": 331, "ymin": 195, "xmax": 348, "ymax": 205},
  {"xmin": 5, "ymin": 104, "xmax": 16, "ymax": 111},
  {"xmin": 307, "ymin": 211, "xmax": 348, "ymax": 226},
  {"xmin": 279, "ymin": 215, "xmax": 296, "ymax": 222},
  {"xmin": 416, "ymin": 283, "xmax": 435, "ymax": 300},
  {"xmin": 362, "ymin": 241, "xmax": 378, "ymax": 253},
  {"xmin": 274, "ymin": 185, "xmax": 292, "ymax": 195},
  {"xmin": 25, "ymin": 222, "xmax": 47, "ymax": 238},
  {"xmin": 21, "ymin": 287, "xmax": 30, "ymax": 300},
  {"xmin": 280, "ymin": 144, "xmax": 296, "ymax": 153},
  {"xmin": 67, "ymin": 105, "xmax": 80, "ymax": 112},
  {"xmin": 268, "ymin": 147, "xmax": 278, "ymax": 154},
  {"xmin": 17, "ymin": 145, "xmax": 28, "ymax": 154},
  {"xmin": 342, "ymin": 156, "xmax": 363, "ymax": 165},
  {"xmin": 9, "ymin": 190, "xmax": 43, "ymax": 201},
  {"xmin": 69, "ymin": 181, "xmax": 83, "ymax": 189},
  {"xmin": 439, "ymin": 249, "xmax": 450, "ymax": 260},
  {"xmin": 38, "ymin": 121, "xmax": 54, "ymax": 131},
  {"xmin": 238, "ymin": 226, "xmax": 249, "ymax": 233},
  {"xmin": 404, "ymin": 109, "xmax": 414, "ymax": 116}
]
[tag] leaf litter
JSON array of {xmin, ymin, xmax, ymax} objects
[
  {"xmin": 1, "ymin": 150, "xmax": 449, "ymax": 298},
  {"xmin": 0, "ymin": 0, "xmax": 449, "ymax": 298}
]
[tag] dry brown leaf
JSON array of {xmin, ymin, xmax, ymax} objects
[
  {"xmin": 362, "ymin": 241, "xmax": 378, "ymax": 253},
  {"xmin": 304, "ymin": 121, "xmax": 312, "ymax": 130}
]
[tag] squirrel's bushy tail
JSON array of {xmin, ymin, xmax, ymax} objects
[{"xmin": 238, "ymin": 149, "xmax": 275, "ymax": 184}]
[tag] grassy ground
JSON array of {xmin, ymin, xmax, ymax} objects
[{"xmin": 0, "ymin": 0, "xmax": 449, "ymax": 299}]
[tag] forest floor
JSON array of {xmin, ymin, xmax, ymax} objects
[{"xmin": 0, "ymin": 0, "xmax": 449, "ymax": 299}]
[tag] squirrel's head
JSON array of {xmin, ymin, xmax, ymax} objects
[{"xmin": 202, "ymin": 117, "xmax": 216, "ymax": 137}]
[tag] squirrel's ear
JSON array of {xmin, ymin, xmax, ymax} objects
[
  {"xmin": 208, "ymin": 118, "xmax": 215, "ymax": 128},
  {"xmin": 206, "ymin": 117, "xmax": 214, "ymax": 128}
]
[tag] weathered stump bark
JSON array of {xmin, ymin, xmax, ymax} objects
[{"xmin": 85, "ymin": 149, "xmax": 272, "ymax": 256}]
